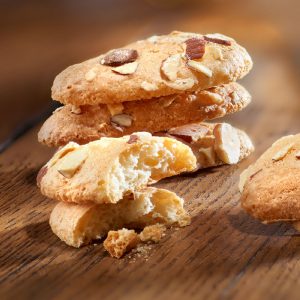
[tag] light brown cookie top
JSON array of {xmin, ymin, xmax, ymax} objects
[
  {"xmin": 240, "ymin": 134, "xmax": 300, "ymax": 223},
  {"xmin": 39, "ymin": 82, "xmax": 251, "ymax": 147},
  {"xmin": 52, "ymin": 31, "xmax": 253, "ymax": 105},
  {"xmin": 38, "ymin": 132, "xmax": 197, "ymax": 204}
]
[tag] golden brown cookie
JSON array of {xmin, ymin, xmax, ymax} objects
[
  {"xmin": 38, "ymin": 132, "xmax": 197, "ymax": 204},
  {"xmin": 50, "ymin": 188, "xmax": 190, "ymax": 247},
  {"xmin": 52, "ymin": 31, "xmax": 252, "ymax": 105},
  {"xmin": 39, "ymin": 83, "xmax": 251, "ymax": 147},
  {"xmin": 240, "ymin": 134, "xmax": 300, "ymax": 223}
]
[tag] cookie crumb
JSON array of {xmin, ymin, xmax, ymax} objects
[
  {"xmin": 103, "ymin": 228, "xmax": 139, "ymax": 259},
  {"xmin": 139, "ymin": 224, "xmax": 166, "ymax": 243}
]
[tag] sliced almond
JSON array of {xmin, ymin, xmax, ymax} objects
[
  {"xmin": 186, "ymin": 60, "xmax": 213, "ymax": 77},
  {"xmin": 165, "ymin": 78, "xmax": 196, "ymax": 91},
  {"xmin": 201, "ymin": 90, "xmax": 223, "ymax": 104},
  {"xmin": 214, "ymin": 123, "xmax": 240, "ymax": 164},
  {"xmin": 168, "ymin": 123, "xmax": 210, "ymax": 143},
  {"xmin": 111, "ymin": 114, "xmax": 133, "ymax": 127},
  {"xmin": 107, "ymin": 103, "xmax": 124, "ymax": 116},
  {"xmin": 70, "ymin": 105, "xmax": 82, "ymax": 115},
  {"xmin": 141, "ymin": 81, "xmax": 158, "ymax": 91},
  {"xmin": 199, "ymin": 147, "xmax": 216, "ymax": 165},
  {"xmin": 272, "ymin": 143, "xmax": 294, "ymax": 161},
  {"xmin": 204, "ymin": 35, "xmax": 231, "ymax": 46},
  {"xmin": 161, "ymin": 54, "xmax": 182, "ymax": 81},
  {"xmin": 57, "ymin": 148, "xmax": 87, "ymax": 178},
  {"xmin": 112, "ymin": 61, "xmax": 138, "ymax": 75},
  {"xmin": 48, "ymin": 142, "xmax": 79, "ymax": 167},
  {"xmin": 85, "ymin": 67, "xmax": 97, "ymax": 81}
]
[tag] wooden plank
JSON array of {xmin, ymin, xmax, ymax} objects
[{"xmin": 0, "ymin": 49, "xmax": 299, "ymax": 299}]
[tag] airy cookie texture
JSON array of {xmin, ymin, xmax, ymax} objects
[
  {"xmin": 162, "ymin": 122, "xmax": 254, "ymax": 170},
  {"xmin": 39, "ymin": 82, "xmax": 251, "ymax": 147},
  {"xmin": 240, "ymin": 134, "xmax": 300, "ymax": 223},
  {"xmin": 103, "ymin": 229, "xmax": 139, "ymax": 259},
  {"xmin": 38, "ymin": 132, "xmax": 197, "ymax": 204},
  {"xmin": 52, "ymin": 31, "xmax": 253, "ymax": 105},
  {"xmin": 49, "ymin": 188, "xmax": 190, "ymax": 247}
]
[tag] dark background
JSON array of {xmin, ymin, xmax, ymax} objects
[{"xmin": 1, "ymin": 0, "xmax": 299, "ymax": 146}]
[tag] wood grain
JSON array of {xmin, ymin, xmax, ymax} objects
[{"xmin": 1, "ymin": 0, "xmax": 300, "ymax": 299}]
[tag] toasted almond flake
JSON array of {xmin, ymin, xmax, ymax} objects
[
  {"xmin": 161, "ymin": 54, "xmax": 182, "ymax": 81},
  {"xmin": 111, "ymin": 114, "xmax": 133, "ymax": 127},
  {"xmin": 202, "ymin": 91, "xmax": 223, "ymax": 104},
  {"xmin": 165, "ymin": 78, "xmax": 196, "ymax": 91},
  {"xmin": 85, "ymin": 68, "xmax": 97, "ymax": 81},
  {"xmin": 272, "ymin": 143, "xmax": 294, "ymax": 161},
  {"xmin": 186, "ymin": 60, "xmax": 213, "ymax": 77},
  {"xmin": 112, "ymin": 61, "xmax": 138, "ymax": 75},
  {"xmin": 141, "ymin": 81, "xmax": 158, "ymax": 91},
  {"xmin": 107, "ymin": 103, "xmax": 124, "ymax": 116},
  {"xmin": 57, "ymin": 148, "xmax": 87, "ymax": 178},
  {"xmin": 48, "ymin": 142, "xmax": 79, "ymax": 167},
  {"xmin": 199, "ymin": 147, "xmax": 216, "ymax": 165},
  {"xmin": 214, "ymin": 123, "xmax": 240, "ymax": 164},
  {"xmin": 70, "ymin": 105, "xmax": 82, "ymax": 115}
]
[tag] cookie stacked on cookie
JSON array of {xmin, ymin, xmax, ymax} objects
[{"xmin": 37, "ymin": 31, "xmax": 254, "ymax": 257}]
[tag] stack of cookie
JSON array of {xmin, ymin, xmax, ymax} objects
[{"xmin": 37, "ymin": 31, "xmax": 254, "ymax": 257}]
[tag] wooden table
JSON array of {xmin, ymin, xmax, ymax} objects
[{"xmin": 1, "ymin": 1, "xmax": 300, "ymax": 299}]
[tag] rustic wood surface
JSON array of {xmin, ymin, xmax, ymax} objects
[{"xmin": 1, "ymin": 1, "xmax": 300, "ymax": 299}]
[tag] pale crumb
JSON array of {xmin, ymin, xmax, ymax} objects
[
  {"xmin": 139, "ymin": 224, "xmax": 166, "ymax": 243},
  {"xmin": 85, "ymin": 67, "xmax": 98, "ymax": 81}
]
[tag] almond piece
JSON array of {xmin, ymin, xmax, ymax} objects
[
  {"xmin": 166, "ymin": 78, "xmax": 196, "ymax": 91},
  {"xmin": 199, "ymin": 147, "xmax": 216, "ymax": 165},
  {"xmin": 112, "ymin": 61, "xmax": 138, "ymax": 75},
  {"xmin": 107, "ymin": 103, "xmax": 124, "ymax": 116},
  {"xmin": 186, "ymin": 60, "xmax": 213, "ymax": 77},
  {"xmin": 204, "ymin": 35, "xmax": 231, "ymax": 46},
  {"xmin": 161, "ymin": 54, "xmax": 182, "ymax": 81},
  {"xmin": 206, "ymin": 46, "xmax": 223, "ymax": 60},
  {"xmin": 111, "ymin": 114, "xmax": 133, "ymax": 127},
  {"xmin": 296, "ymin": 151, "xmax": 300, "ymax": 159},
  {"xmin": 48, "ymin": 142, "xmax": 79, "ymax": 167},
  {"xmin": 57, "ymin": 148, "xmax": 87, "ymax": 178},
  {"xmin": 272, "ymin": 143, "xmax": 294, "ymax": 161},
  {"xmin": 201, "ymin": 90, "xmax": 223, "ymax": 104},
  {"xmin": 214, "ymin": 123, "xmax": 240, "ymax": 164},
  {"xmin": 101, "ymin": 49, "xmax": 138, "ymax": 66},
  {"xmin": 168, "ymin": 123, "xmax": 210, "ymax": 143},
  {"xmin": 141, "ymin": 81, "xmax": 158, "ymax": 91},
  {"xmin": 85, "ymin": 67, "xmax": 97, "ymax": 81},
  {"xmin": 70, "ymin": 105, "xmax": 82, "ymax": 115},
  {"xmin": 185, "ymin": 38, "xmax": 206, "ymax": 60}
]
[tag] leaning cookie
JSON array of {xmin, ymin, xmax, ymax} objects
[
  {"xmin": 52, "ymin": 31, "xmax": 252, "ymax": 105},
  {"xmin": 50, "ymin": 188, "xmax": 190, "ymax": 248},
  {"xmin": 164, "ymin": 122, "xmax": 254, "ymax": 169},
  {"xmin": 240, "ymin": 134, "xmax": 300, "ymax": 223},
  {"xmin": 37, "ymin": 132, "xmax": 197, "ymax": 204},
  {"xmin": 39, "ymin": 82, "xmax": 251, "ymax": 147}
]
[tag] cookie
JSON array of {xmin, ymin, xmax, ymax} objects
[
  {"xmin": 52, "ymin": 31, "xmax": 253, "ymax": 105},
  {"xmin": 240, "ymin": 134, "xmax": 300, "ymax": 223},
  {"xmin": 164, "ymin": 122, "xmax": 254, "ymax": 169},
  {"xmin": 39, "ymin": 82, "xmax": 251, "ymax": 147},
  {"xmin": 38, "ymin": 132, "xmax": 197, "ymax": 204},
  {"xmin": 50, "ymin": 188, "xmax": 190, "ymax": 247}
]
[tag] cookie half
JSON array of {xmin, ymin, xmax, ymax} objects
[
  {"xmin": 52, "ymin": 31, "xmax": 252, "ymax": 105},
  {"xmin": 39, "ymin": 82, "xmax": 251, "ymax": 147},
  {"xmin": 38, "ymin": 132, "xmax": 197, "ymax": 204},
  {"xmin": 240, "ymin": 134, "xmax": 300, "ymax": 223},
  {"xmin": 50, "ymin": 187, "xmax": 190, "ymax": 248}
]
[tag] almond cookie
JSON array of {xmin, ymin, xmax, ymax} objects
[
  {"xmin": 52, "ymin": 31, "xmax": 252, "ymax": 105},
  {"xmin": 39, "ymin": 83, "xmax": 251, "ymax": 147},
  {"xmin": 240, "ymin": 134, "xmax": 300, "ymax": 223},
  {"xmin": 163, "ymin": 122, "xmax": 254, "ymax": 170},
  {"xmin": 38, "ymin": 132, "xmax": 197, "ymax": 204},
  {"xmin": 50, "ymin": 188, "xmax": 190, "ymax": 247}
]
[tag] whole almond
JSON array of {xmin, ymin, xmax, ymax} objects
[
  {"xmin": 101, "ymin": 49, "xmax": 138, "ymax": 67},
  {"xmin": 185, "ymin": 38, "xmax": 206, "ymax": 60}
]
